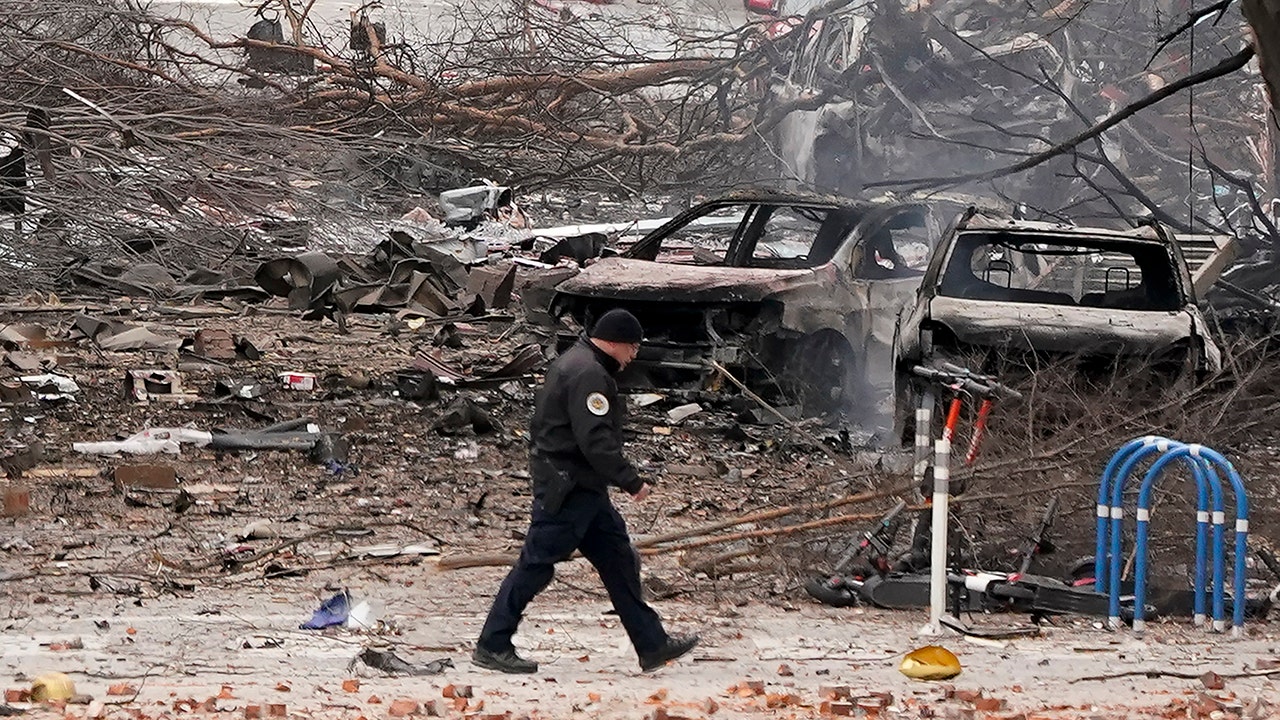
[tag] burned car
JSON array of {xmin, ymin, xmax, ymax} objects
[
  {"xmin": 546, "ymin": 190, "xmax": 937, "ymax": 435},
  {"xmin": 895, "ymin": 211, "xmax": 1223, "ymax": 378}
]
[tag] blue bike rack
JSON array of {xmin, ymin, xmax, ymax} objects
[{"xmin": 1094, "ymin": 437, "xmax": 1248, "ymax": 634}]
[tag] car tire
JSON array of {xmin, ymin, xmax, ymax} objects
[{"xmin": 781, "ymin": 331, "xmax": 860, "ymax": 417}]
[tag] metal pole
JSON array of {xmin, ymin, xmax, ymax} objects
[
  {"xmin": 1107, "ymin": 439, "xmax": 1174, "ymax": 629},
  {"xmin": 1132, "ymin": 452, "xmax": 1212, "ymax": 634},
  {"xmin": 1191, "ymin": 446, "xmax": 1251, "ymax": 634},
  {"xmin": 1095, "ymin": 437, "xmax": 1160, "ymax": 594},
  {"xmin": 922, "ymin": 432, "xmax": 951, "ymax": 635},
  {"xmin": 921, "ymin": 396, "xmax": 962, "ymax": 636},
  {"xmin": 963, "ymin": 399, "xmax": 992, "ymax": 466},
  {"xmin": 911, "ymin": 387, "xmax": 935, "ymax": 497},
  {"xmin": 1191, "ymin": 459, "xmax": 1211, "ymax": 628},
  {"xmin": 1129, "ymin": 445, "xmax": 1246, "ymax": 634}
]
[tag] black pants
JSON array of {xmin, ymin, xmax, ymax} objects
[{"xmin": 478, "ymin": 489, "xmax": 668, "ymax": 657}]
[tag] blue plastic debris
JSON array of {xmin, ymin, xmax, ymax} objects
[{"xmin": 300, "ymin": 590, "xmax": 351, "ymax": 629}]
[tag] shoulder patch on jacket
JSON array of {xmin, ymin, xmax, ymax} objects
[{"xmin": 586, "ymin": 392, "xmax": 610, "ymax": 416}]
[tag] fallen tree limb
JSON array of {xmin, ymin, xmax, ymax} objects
[
  {"xmin": 434, "ymin": 481, "xmax": 915, "ymax": 570},
  {"xmin": 638, "ymin": 511, "xmax": 881, "ymax": 555}
]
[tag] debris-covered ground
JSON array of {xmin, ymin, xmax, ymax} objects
[
  {"xmin": 1, "ymin": 298, "xmax": 1279, "ymax": 720},
  {"xmin": 7, "ymin": 0, "xmax": 1280, "ymax": 715}
]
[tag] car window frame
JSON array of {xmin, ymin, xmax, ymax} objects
[{"xmin": 846, "ymin": 203, "xmax": 933, "ymax": 279}]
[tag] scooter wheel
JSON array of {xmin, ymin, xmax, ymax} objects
[
  {"xmin": 804, "ymin": 577, "xmax": 859, "ymax": 607},
  {"xmin": 1066, "ymin": 555, "xmax": 1096, "ymax": 585}
]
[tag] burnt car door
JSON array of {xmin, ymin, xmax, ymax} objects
[{"xmin": 830, "ymin": 204, "xmax": 935, "ymax": 439}]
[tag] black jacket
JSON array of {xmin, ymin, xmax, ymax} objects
[{"xmin": 529, "ymin": 337, "xmax": 643, "ymax": 505}]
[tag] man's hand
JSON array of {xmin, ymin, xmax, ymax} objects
[{"xmin": 631, "ymin": 483, "xmax": 652, "ymax": 502}]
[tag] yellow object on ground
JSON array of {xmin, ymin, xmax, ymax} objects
[
  {"xmin": 900, "ymin": 645, "xmax": 962, "ymax": 680},
  {"xmin": 30, "ymin": 672, "xmax": 76, "ymax": 702}
]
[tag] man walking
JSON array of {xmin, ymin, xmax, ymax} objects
[{"xmin": 473, "ymin": 308, "xmax": 699, "ymax": 674}]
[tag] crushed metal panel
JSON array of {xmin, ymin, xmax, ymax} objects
[
  {"xmin": 555, "ymin": 257, "xmax": 817, "ymax": 304},
  {"xmin": 254, "ymin": 252, "xmax": 342, "ymax": 313},
  {"xmin": 929, "ymin": 297, "xmax": 1195, "ymax": 353},
  {"xmin": 958, "ymin": 214, "xmax": 1164, "ymax": 242}
]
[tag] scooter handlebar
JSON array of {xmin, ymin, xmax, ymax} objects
[{"xmin": 910, "ymin": 364, "xmax": 1022, "ymax": 400}]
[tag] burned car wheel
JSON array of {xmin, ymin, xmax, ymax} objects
[{"xmin": 779, "ymin": 331, "xmax": 860, "ymax": 417}]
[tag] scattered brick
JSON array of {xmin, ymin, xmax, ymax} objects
[
  {"xmin": 107, "ymin": 684, "xmax": 138, "ymax": 697},
  {"xmin": 114, "ymin": 465, "xmax": 178, "ymax": 490},
  {"xmin": 1199, "ymin": 671, "xmax": 1225, "ymax": 691},
  {"xmin": 387, "ymin": 699, "xmax": 420, "ymax": 718},
  {"xmin": 954, "ymin": 690, "xmax": 984, "ymax": 704},
  {"xmin": 194, "ymin": 328, "xmax": 236, "ymax": 360},
  {"xmin": 442, "ymin": 685, "xmax": 473, "ymax": 699},
  {"xmin": 819, "ymin": 685, "xmax": 852, "ymax": 701},
  {"xmin": 972, "ymin": 697, "xmax": 1005, "ymax": 712}
]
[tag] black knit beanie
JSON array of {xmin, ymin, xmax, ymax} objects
[{"xmin": 589, "ymin": 309, "xmax": 644, "ymax": 344}]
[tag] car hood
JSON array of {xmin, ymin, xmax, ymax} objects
[{"xmin": 554, "ymin": 257, "xmax": 821, "ymax": 303}]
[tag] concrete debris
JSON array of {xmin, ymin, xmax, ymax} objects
[
  {"xmin": 439, "ymin": 183, "xmax": 516, "ymax": 230},
  {"xmin": 666, "ymin": 403, "xmax": 703, "ymax": 424},
  {"xmin": 19, "ymin": 373, "xmax": 79, "ymax": 401},
  {"xmin": 0, "ymin": 324, "xmax": 53, "ymax": 350},
  {"xmin": 3, "ymin": 351, "xmax": 52, "ymax": 372},
  {"xmin": 125, "ymin": 369, "xmax": 195, "ymax": 404},
  {"xmin": 631, "ymin": 393, "xmax": 664, "ymax": 408}
]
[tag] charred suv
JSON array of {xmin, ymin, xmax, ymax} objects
[
  {"xmin": 547, "ymin": 190, "xmax": 937, "ymax": 435},
  {"xmin": 895, "ymin": 211, "xmax": 1223, "ymax": 375}
]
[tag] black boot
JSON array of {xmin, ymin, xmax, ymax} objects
[
  {"xmin": 472, "ymin": 646, "xmax": 538, "ymax": 674},
  {"xmin": 639, "ymin": 634, "xmax": 699, "ymax": 672}
]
